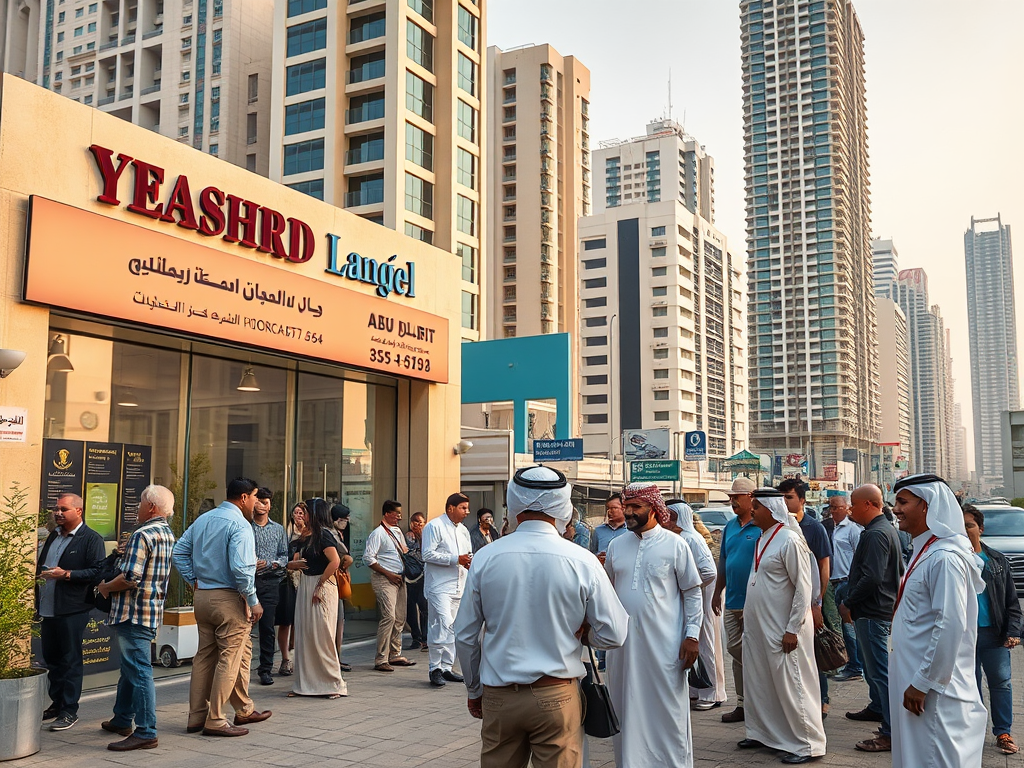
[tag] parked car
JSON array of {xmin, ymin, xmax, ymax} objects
[
  {"xmin": 697, "ymin": 506, "xmax": 736, "ymax": 533},
  {"xmin": 977, "ymin": 504, "xmax": 1024, "ymax": 594}
]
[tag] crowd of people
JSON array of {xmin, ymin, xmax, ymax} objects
[{"xmin": 31, "ymin": 466, "xmax": 1021, "ymax": 767}]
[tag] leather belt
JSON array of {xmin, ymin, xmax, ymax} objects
[{"xmin": 487, "ymin": 676, "xmax": 574, "ymax": 691}]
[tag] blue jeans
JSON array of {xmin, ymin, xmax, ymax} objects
[
  {"xmin": 111, "ymin": 622, "xmax": 159, "ymax": 740},
  {"xmin": 854, "ymin": 617, "xmax": 892, "ymax": 736},
  {"xmin": 834, "ymin": 582, "xmax": 862, "ymax": 674},
  {"xmin": 976, "ymin": 627, "xmax": 1013, "ymax": 736}
]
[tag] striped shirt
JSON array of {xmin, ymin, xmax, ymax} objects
[
  {"xmin": 109, "ymin": 517, "xmax": 176, "ymax": 629},
  {"xmin": 252, "ymin": 519, "xmax": 289, "ymax": 579}
]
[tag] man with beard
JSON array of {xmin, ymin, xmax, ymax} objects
[
  {"xmin": 604, "ymin": 483, "xmax": 704, "ymax": 767},
  {"xmin": 739, "ymin": 489, "xmax": 826, "ymax": 764},
  {"xmin": 889, "ymin": 474, "xmax": 986, "ymax": 768}
]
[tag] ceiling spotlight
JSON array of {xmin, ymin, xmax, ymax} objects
[
  {"xmin": 117, "ymin": 388, "xmax": 139, "ymax": 407},
  {"xmin": 47, "ymin": 335, "xmax": 74, "ymax": 373},
  {"xmin": 237, "ymin": 366, "xmax": 261, "ymax": 392}
]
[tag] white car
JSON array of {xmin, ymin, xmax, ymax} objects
[{"xmin": 696, "ymin": 506, "xmax": 736, "ymax": 533}]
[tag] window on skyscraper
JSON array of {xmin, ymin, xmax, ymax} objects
[
  {"xmin": 284, "ymin": 98, "xmax": 326, "ymax": 136},
  {"xmin": 457, "ymin": 148, "xmax": 477, "ymax": 189},
  {"xmin": 457, "ymin": 99, "xmax": 477, "ymax": 142},
  {"xmin": 286, "ymin": 18, "xmax": 327, "ymax": 57},
  {"xmin": 408, "ymin": 0, "xmax": 433, "ymax": 23},
  {"xmin": 283, "ymin": 139, "xmax": 325, "ymax": 176},
  {"xmin": 458, "ymin": 6, "xmax": 477, "ymax": 50},
  {"xmin": 286, "ymin": 59, "xmax": 326, "ymax": 96},
  {"xmin": 405, "ymin": 71, "xmax": 434, "ymax": 122},
  {"xmin": 404, "ymin": 173, "xmax": 433, "ymax": 219},
  {"xmin": 405, "ymin": 122, "xmax": 434, "ymax": 171},
  {"xmin": 457, "ymin": 195, "xmax": 476, "ymax": 236},
  {"xmin": 406, "ymin": 21, "xmax": 433, "ymax": 72},
  {"xmin": 287, "ymin": 0, "xmax": 327, "ymax": 17},
  {"xmin": 457, "ymin": 53, "xmax": 477, "ymax": 96}
]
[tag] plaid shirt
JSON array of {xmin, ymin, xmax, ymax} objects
[{"xmin": 109, "ymin": 516, "xmax": 176, "ymax": 629}]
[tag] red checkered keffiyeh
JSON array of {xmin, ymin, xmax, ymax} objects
[{"xmin": 621, "ymin": 482, "xmax": 670, "ymax": 526}]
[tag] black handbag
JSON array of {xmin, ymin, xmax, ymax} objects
[
  {"xmin": 582, "ymin": 645, "xmax": 620, "ymax": 738},
  {"xmin": 382, "ymin": 525, "xmax": 424, "ymax": 583},
  {"xmin": 813, "ymin": 625, "xmax": 849, "ymax": 673},
  {"xmin": 687, "ymin": 655, "xmax": 714, "ymax": 690},
  {"xmin": 84, "ymin": 551, "xmax": 121, "ymax": 613}
]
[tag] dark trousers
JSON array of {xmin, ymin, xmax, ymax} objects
[
  {"xmin": 254, "ymin": 578, "xmax": 281, "ymax": 675},
  {"xmin": 406, "ymin": 577, "xmax": 428, "ymax": 645},
  {"xmin": 40, "ymin": 611, "xmax": 91, "ymax": 717},
  {"xmin": 855, "ymin": 617, "xmax": 893, "ymax": 736}
]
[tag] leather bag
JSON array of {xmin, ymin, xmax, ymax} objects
[
  {"xmin": 582, "ymin": 645, "xmax": 620, "ymax": 739},
  {"xmin": 84, "ymin": 551, "xmax": 122, "ymax": 614},
  {"xmin": 382, "ymin": 524, "xmax": 424, "ymax": 583},
  {"xmin": 336, "ymin": 570, "xmax": 352, "ymax": 601},
  {"xmin": 687, "ymin": 655, "xmax": 714, "ymax": 690},
  {"xmin": 813, "ymin": 625, "xmax": 848, "ymax": 673}
]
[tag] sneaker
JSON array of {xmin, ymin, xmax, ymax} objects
[
  {"xmin": 259, "ymin": 672, "xmax": 274, "ymax": 686},
  {"xmin": 50, "ymin": 714, "xmax": 79, "ymax": 731},
  {"xmin": 42, "ymin": 705, "xmax": 60, "ymax": 722},
  {"xmin": 833, "ymin": 669, "xmax": 863, "ymax": 682},
  {"xmin": 693, "ymin": 701, "xmax": 721, "ymax": 711},
  {"xmin": 429, "ymin": 669, "xmax": 446, "ymax": 687}
]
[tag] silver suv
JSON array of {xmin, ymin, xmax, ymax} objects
[{"xmin": 977, "ymin": 504, "xmax": 1024, "ymax": 594}]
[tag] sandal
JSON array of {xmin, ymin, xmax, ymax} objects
[
  {"xmin": 279, "ymin": 660, "xmax": 294, "ymax": 676},
  {"xmin": 388, "ymin": 657, "xmax": 417, "ymax": 667},
  {"xmin": 855, "ymin": 736, "xmax": 892, "ymax": 752},
  {"xmin": 997, "ymin": 734, "xmax": 1019, "ymax": 754}
]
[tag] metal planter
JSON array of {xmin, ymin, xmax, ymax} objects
[{"xmin": 0, "ymin": 671, "xmax": 45, "ymax": 761}]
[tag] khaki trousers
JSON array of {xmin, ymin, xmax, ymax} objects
[
  {"xmin": 370, "ymin": 572, "xmax": 406, "ymax": 664},
  {"xmin": 189, "ymin": 589, "xmax": 255, "ymax": 729},
  {"xmin": 481, "ymin": 682, "xmax": 583, "ymax": 768},
  {"xmin": 724, "ymin": 608, "xmax": 744, "ymax": 704}
]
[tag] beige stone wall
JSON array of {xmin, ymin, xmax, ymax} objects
[{"xmin": 0, "ymin": 72, "xmax": 462, "ymax": 525}]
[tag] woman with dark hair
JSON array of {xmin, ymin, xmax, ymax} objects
[
  {"xmin": 276, "ymin": 501, "xmax": 307, "ymax": 676},
  {"xmin": 288, "ymin": 499, "xmax": 346, "ymax": 698},
  {"xmin": 405, "ymin": 512, "xmax": 429, "ymax": 651}
]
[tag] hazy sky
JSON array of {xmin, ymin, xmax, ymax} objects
[{"xmin": 489, "ymin": 0, "xmax": 1024, "ymax": 471}]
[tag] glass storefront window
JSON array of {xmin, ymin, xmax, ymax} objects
[{"xmin": 43, "ymin": 325, "xmax": 398, "ymax": 612}]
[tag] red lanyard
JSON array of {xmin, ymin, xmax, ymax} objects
[
  {"xmin": 754, "ymin": 524, "xmax": 785, "ymax": 572},
  {"xmin": 894, "ymin": 534, "xmax": 938, "ymax": 613}
]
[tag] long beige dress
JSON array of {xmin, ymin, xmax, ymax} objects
[{"xmin": 292, "ymin": 533, "xmax": 347, "ymax": 697}]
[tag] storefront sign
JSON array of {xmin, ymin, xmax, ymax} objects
[
  {"xmin": 629, "ymin": 459, "xmax": 680, "ymax": 482},
  {"xmin": 532, "ymin": 438, "xmax": 584, "ymax": 462},
  {"xmin": 24, "ymin": 198, "xmax": 449, "ymax": 383},
  {"xmin": 0, "ymin": 406, "xmax": 27, "ymax": 442}
]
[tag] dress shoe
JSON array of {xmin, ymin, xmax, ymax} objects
[
  {"xmin": 429, "ymin": 669, "xmax": 447, "ymax": 686},
  {"xmin": 234, "ymin": 709, "xmax": 272, "ymax": 726},
  {"xmin": 721, "ymin": 706, "xmax": 745, "ymax": 723},
  {"xmin": 855, "ymin": 735, "xmax": 892, "ymax": 752},
  {"xmin": 374, "ymin": 663, "xmax": 395, "ymax": 672},
  {"xmin": 186, "ymin": 724, "xmax": 205, "ymax": 733},
  {"xmin": 101, "ymin": 720, "xmax": 134, "ymax": 737},
  {"xmin": 340, "ymin": 663, "xmax": 352, "ymax": 672},
  {"xmin": 738, "ymin": 738, "xmax": 765, "ymax": 749},
  {"xmin": 441, "ymin": 669, "xmax": 464, "ymax": 683},
  {"xmin": 202, "ymin": 724, "xmax": 249, "ymax": 737},
  {"xmin": 420, "ymin": 644, "xmax": 429, "ymax": 653},
  {"xmin": 833, "ymin": 669, "xmax": 863, "ymax": 682},
  {"xmin": 42, "ymin": 705, "xmax": 60, "ymax": 722},
  {"xmin": 845, "ymin": 707, "xmax": 884, "ymax": 722},
  {"xmin": 780, "ymin": 753, "xmax": 817, "ymax": 764},
  {"xmin": 108, "ymin": 735, "xmax": 158, "ymax": 751},
  {"xmin": 259, "ymin": 672, "xmax": 274, "ymax": 686}
]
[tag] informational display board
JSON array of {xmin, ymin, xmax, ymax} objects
[
  {"xmin": 629, "ymin": 459, "xmax": 680, "ymax": 482},
  {"xmin": 533, "ymin": 438, "xmax": 584, "ymax": 462},
  {"xmin": 683, "ymin": 430, "xmax": 707, "ymax": 461}
]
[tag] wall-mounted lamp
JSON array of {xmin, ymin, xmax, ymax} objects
[
  {"xmin": 0, "ymin": 349, "xmax": 26, "ymax": 378},
  {"xmin": 453, "ymin": 439, "xmax": 474, "ymax": 456},
  {"xmin": 237, "ymin": 366, "xmax": 261, "ymax": 392},
  {"xmin": 47, "ymin": 335, "xmax": 74, "ymax": 373}
]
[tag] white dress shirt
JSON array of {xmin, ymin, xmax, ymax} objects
[
  {"xmin": 362, "ymin": 523, "xmax": 405, "ymax": 574},
  {"xmin": 454, "ymin": 520, "xmax": 629, "ymax": 698},
  {"xmin": 421, "ymin": 513, "xmax": 472, "ymax": 597},
  {"xmin": 831, "ymin": 516, "xmax": 863, "ymax": 581}
]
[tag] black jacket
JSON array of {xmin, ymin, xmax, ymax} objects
[
  {"xmin": 36, "ymin": 524, "xmax": 106, "ymax": 616},
  {"xmin": 980, "ymin": 542, "xmax": 1024, "ymax": 641},
  {"xmin": 844, "ymin": 514, "xmax": 903, "ymax": 622}
]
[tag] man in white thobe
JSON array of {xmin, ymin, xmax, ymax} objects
[
  {"xmin": 889, "ymin": 474, "xmax": 987, "ymax": 768},
  {"xmin": 605, "ymin": 483, "xmax": 703, "ymax": 768},
  {"xmin": 740, "ymin": 489, "xmax": 826, "ymax": 765},
  {"xmin": 668, "ymin": 499, "xmax": 727, "ymax": 709},
  {"xmin": 422, "ymin": 492, "xmax": 473, "ymax": 686}
]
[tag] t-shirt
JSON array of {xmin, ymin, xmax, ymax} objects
[
  {"xmin": 721, "ymin": 517, "xmax": 761, "ymax": 610},
  {"xmin": 299, "ymin": 529, "xmax": 340, "ymax": 576},
  {"xmin": 798, "ymin": 514, "xmax": 833, "ymax": 565},
  {"xmin": 978, "ymin": 551, "xmax": 993, "ymax": 628}
]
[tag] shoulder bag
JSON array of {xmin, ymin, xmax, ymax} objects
[
  {"xmin": 582, "ymin": 645, "xmax": 620, "ymax": 738},
  {"xmin": 382, "ymin": 524, "xmax": 424, "ymax": 583},
  {"xmin": 813, "ymin": 625, "xmax": 848, "ymax": 673},
  {"xmin": 687, "ymin": 655, "xmax": 714, "ymax": 690},
  {"xmin": 335, "ymin": 570, "xmax": 353, "ymax": 601},
  {"xmin": 85, "ymin": 551, "xmax": 122, "ymax": 614}
]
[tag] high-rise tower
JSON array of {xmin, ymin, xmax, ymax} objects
[
  {"xmin": 965, "ymin": 214, "xmax": 1018, "ymax": 491},
  {"xmin": 741, "ymin": 0, "xmax": 878, "ymax": 476}
]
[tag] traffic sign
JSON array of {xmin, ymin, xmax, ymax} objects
[
  {"xmin": 684, "ymin": 430, "xmax": 707, "ymax": 460},
  {"xmin": 629, "ymin": 459, "xmax": 680, "ymax": 482},
  {"xmin": 532, "ymin": 438, "xmax": 584, "ymax": 462}
]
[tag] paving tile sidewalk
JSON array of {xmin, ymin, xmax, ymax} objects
[{"xmin": 17, "ymin": 636, "xmax": 1024, "ymax": 767}]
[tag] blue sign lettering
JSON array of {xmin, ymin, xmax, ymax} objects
[
  {"xmin": 684, "ymin": 430, "xmax": 707, "ymax": 460},
  {"xmin": 533, "ymin": 438, "xmax": 584, "ymax": 462},
  {"xmin": 325, "ymin": 233, "xmax": 416, "ymax": 300}
]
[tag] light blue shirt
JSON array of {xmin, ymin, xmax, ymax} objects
[{"xmin": 172, "ymin": 501, "xmax": 258, "ymax": 607}]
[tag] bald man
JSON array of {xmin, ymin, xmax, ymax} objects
[{"xmin": 841, "ymin": 484, "xmax": 903, "ymax": 752}]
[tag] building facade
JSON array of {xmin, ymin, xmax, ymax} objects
[
  {"xmin": 576, "ymin": 199, "xmax": 747, "ymax": 482},
  {"xmin": 872, "ymin": 237, "xmax": 898, "ymax": 299},
  {"xmin": 896, "ymin": 268, "xmax": 955, "ymax": 478},
  {"xmin": 965, "ymin": 214, "xmax": 1019, "ymax": 491},
  {"xmin": 268, "ymin": 0, "xmax": 485, "ymax": 341},
  {"xmin": 875, "ymin": 296, "xmax": 912, "ymax": 456},
  {"xmin": 741, "ymin": 0, "xmax": 878, "ymax": 477},
  {"xmin": 952, "ymin": 402, "xmax": 969, "ymax": 487},
  {"xmin": 485, "ymin": 44, "xmax": 590, "ymax": 350},
  {"xmin": 2, "ymin": 0, "xmax": 274, "ymax": 175}
]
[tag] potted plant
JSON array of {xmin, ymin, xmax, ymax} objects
[{"xmin": 0, "ymin": 481, "xmax": 46, "ymax": 761}]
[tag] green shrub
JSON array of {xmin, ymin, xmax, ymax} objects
[{"xmin": 0, "ymin": 481, "xmax": 40, "ymax": 678}]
